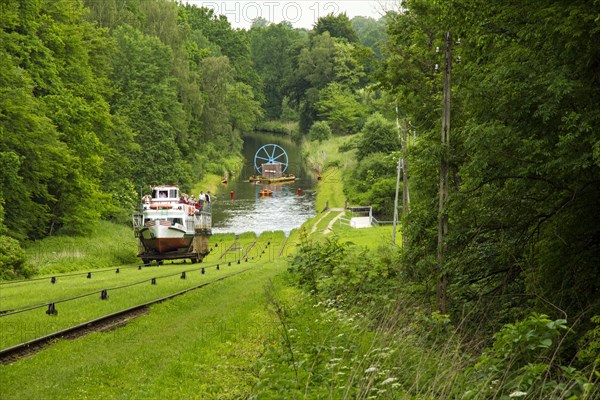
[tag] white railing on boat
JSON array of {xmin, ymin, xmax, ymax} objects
[{"xmin": 193, "ymin": 211, "xmax": 212, "ymax": 231}]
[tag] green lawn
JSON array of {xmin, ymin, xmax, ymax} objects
[
  {"xmin": 332, "ymin": 221, "xmax": 398, "ymax": 250},
  {"xmin": 302, "ymin": 134, "xmax": 357, "ymax": 172},
  {"xmin": 0, "ymin": 259, "xmax": 293, "ymax": 399},
  {"xmin": 0, "ymin": 233, "xmax": 279, "ymax": 350}
]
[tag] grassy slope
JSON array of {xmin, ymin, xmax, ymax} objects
[
  {"xmin": 0, "ymin": 233, "xmax": 280, "ymax": 349},
  {"xmin": 24, "ymin": 221, "xmax": 139, "ymax": 275},
  {"xmin": 1, "ymin": 136, "xmax": 402, "ymax": 398},
  {"xmin": 0, "ymin": 259, "xmax": 295, "ymax": 399},
  {"xmin": 303, "ymin": 135, "xmax": 354, "ymax": 211}
]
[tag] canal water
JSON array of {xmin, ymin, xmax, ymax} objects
[{"xmin": 210, "ymin": 133, "xmax": 318, "ymax": 235}]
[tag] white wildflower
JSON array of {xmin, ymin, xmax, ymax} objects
[{"xmin": 509, "ymin": 391, "xmax": 528, "ymax": 398}]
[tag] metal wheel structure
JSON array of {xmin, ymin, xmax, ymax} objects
[{"xmin": 253, "ymin": 144, "xmax": 289, "ymax": 174}]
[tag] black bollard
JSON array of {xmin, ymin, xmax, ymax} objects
[
  {"xmin": 46, "ymin": 303, "xmax": 58, "ymax": 316},
  {"xmin": 100, "ymin": 289, "xmax": 109, "ymax": 300},
  {"xmin": 50, "ymin": 276, "xmax": 56, "ymax": 284}
]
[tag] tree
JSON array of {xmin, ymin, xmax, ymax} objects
[
  {"xmin": 180, "ymin": 4, "xmax": 261, "ymax": 95},
  {"xmin": 294, "ymin": 31, "xmax": 375, "ymax": 133},
  {"xmin": 356, "ymin": 113, "xmax": 400, "ymax": 160},
  {"xmin": 250, "ymin": 22, "xmax": 301, "ymax": 119},
  {"xmin": 447, "ymin": 0, "xmax": 600, "ymax": 328},
  {"xmin": 314, "ymin": 12, "xmax": 359, "ymax": 43},
  {"xmin": 111, "ymin": 25, "xmax": 191, "ymax": 188},
  {"xmin": 309, "ymin": 121, "xmax": 332, "ymax": 142},
  {"xmin": 227, "ymin": 81, "xmax": 264, "ymax": 134},
  {"xmin": 0, "ymin": 0, "xmax": 116, "ymax": 237},
  {"xmin": 352, "ymin": 16, "xmax": 387, "ymax": 59},
  {"xmin": 199, "ymin": 56, "xmax": 236, "ymax": 151},
  {"xmin": 315, "ymin": 83, "xmax": 366, "ymax": 135},
  {"xmin": 382, "ymin": 0, "xmax": 600, "ymax": 346}
]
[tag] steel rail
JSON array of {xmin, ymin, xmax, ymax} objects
[
  {"xmin": 0, "ymin": 238, "xmax": 242, "ymax": 314},
  {"xmin": 0, "ymin": 262, "xmax": 228, "ymax": 316},
  {"xmin": 0, "ymin": 264, "xmax": 147, "ymax": 287},
  {"xmin": 0, "ymin": 267, "xmax": 251, "ymax": 364}
]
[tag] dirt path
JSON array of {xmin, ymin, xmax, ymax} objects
[{"xmin": 323, "ymin": 210, "xmax": 345, "ymax": 235}]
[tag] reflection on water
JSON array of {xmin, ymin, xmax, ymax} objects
[{"xmin": 210, "ymin": 133, "xmax": 317, "ymax": 236}]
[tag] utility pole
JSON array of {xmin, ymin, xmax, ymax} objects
[
  {"xmin": 392, "ymin": 105, "xmax": 401, "ymax": 247},
  {"xmin": 401, "ymin": 118, "xmax": 410, "ymax": 250},
  {"xmin": 392, "ymin": 157, "xmax": 401, "ymax": 247},
  {"xmin": 436, "ymin": 31, "xmax": 452, "ymax": 314},
  {"xmin": 401, "ymin": 118, "xmax": 410, "ymax": 217}
]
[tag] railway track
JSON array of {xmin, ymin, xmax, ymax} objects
[
  {"xmin": 0, "ymin": 236, "xmax": 279, "ymax": 364},
  {"xmin": 0, "ymin": 267, "xmax": 251, "ymax": 364}
]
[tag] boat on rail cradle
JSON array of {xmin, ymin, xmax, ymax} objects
[
  {"xmin": 132, "ymin": 186, "xmax": 211, "ymax": 265},
  {"xmin": 248, "ymin": 143, "xmax": 297, "ymax": 184}
]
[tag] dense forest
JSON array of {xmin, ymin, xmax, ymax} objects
[
  {"xmin": 1, "ymin": 0, "xmax": 599, "ymax": 395},
  {"xmin": 0, "ymin": 0, "xmax": 389, "ymax": 241}
]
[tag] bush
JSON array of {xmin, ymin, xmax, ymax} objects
[
  {"xmin": 0, "ymin": 236, "xmax": 35, "ymax": 280},
  {"xmin": 308, "ymin": 121, "xmax": 332, "ymax": 143},
  {"xmin": 461, "ymin": 314, "xmax": 596, "ymax": 399},
  {"xmin": 288, "ymin": 233, "xmax": 399, "ymax": 318},
  {"xmin": 356, "ymin": 113, "xmax": 399, "ymax": 161}
]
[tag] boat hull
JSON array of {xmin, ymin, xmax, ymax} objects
[
  {"xmin": 141, "ymin": 237, "xmax": 193, "ymax": 253},
  {"xmin": 139, "ymin": 222, "xmax": 193, "ymax": 253}
]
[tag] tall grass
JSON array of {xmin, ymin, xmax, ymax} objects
[
  {"xmin": 302, "ymin": 134, "xmax": 357, "ymax": 173},
  {"xmin": 24, "ymin": 221, "xmax": 138, "ymax": 275}
]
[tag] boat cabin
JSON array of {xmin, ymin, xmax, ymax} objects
[{"xmin": 151, "ymin": 186, "xmax": 179, "ymax": 201}]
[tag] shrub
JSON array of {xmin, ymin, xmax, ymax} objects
[
  {"xmin": 356, "ymin": 113, "xmax": 399, "ymax": 161},
  {"xmin": 460, "ymin": 313, "xmax": 596, "ymax": 399},
  {"xmin": 288, "ymin": 233, "xmax": 399, "ymax": 318},
  {"xmin": 0, "ymin": 236, "xmax": 35, "ymax": 280},
  {"xmin": 308, "ymin": 121, "xmax": 332, "ymax": 143}
]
